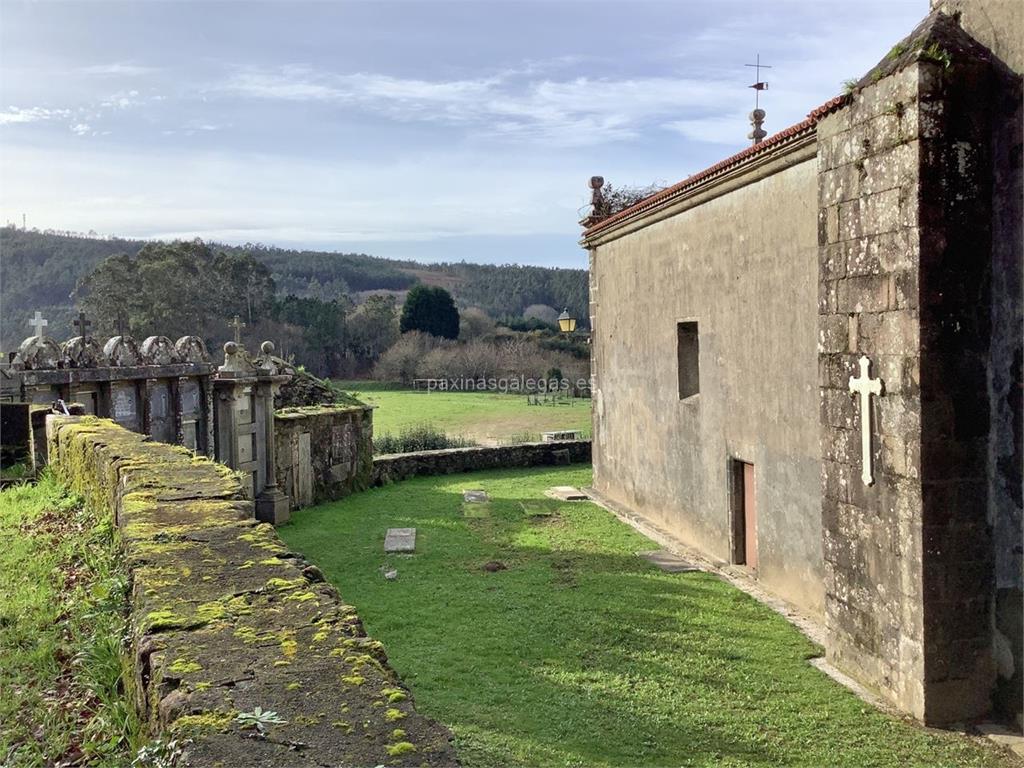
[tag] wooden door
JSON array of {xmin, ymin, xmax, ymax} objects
[{"xmin": 742, "ymin": 462, "xmax": 757, "ymax": 569}]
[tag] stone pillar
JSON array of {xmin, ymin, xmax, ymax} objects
[
  {"xmin": 213, "ymin": 342, "xmax": 260, "ymax": 500},
  {"xmin": 817, "ymin": 22, "xmax": 997, "ymax": 725},
  {"xmin": 253, "ymin": 341, "xmax": 292, "ymax": 525},
  {"xmin": 254, "ymin": 377, "xmax": 289, "ymax": 525}
]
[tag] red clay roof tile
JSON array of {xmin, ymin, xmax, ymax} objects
[{"xmin": 583, "ymin": 94, "xmax": 850, "ymax": 238}]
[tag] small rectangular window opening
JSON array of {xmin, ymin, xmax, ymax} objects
[{"xmin": 677, "ymin": 321, "xmax": 699, "ymax": 399}]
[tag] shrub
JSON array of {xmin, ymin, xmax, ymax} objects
[{"xmin": 374, "ymin": 424, "xmax": 477, "ymax": 454}]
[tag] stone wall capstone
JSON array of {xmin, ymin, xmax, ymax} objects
[
  {"xmin": 46, "ymin": 415, "xmax": 457, "ymax": 767},
  {"xmin": 371, "ymin": 440, "xmax": 591, "ymax": 486}
]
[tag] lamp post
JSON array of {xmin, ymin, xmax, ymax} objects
[{"xmin": 557, "ymin": 309, "xmax": 577, "ymax": 335}]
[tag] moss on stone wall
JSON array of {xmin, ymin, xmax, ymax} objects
[{"xmin": 46, "ymin": 415, "xmax": 457, "ymax": 767}]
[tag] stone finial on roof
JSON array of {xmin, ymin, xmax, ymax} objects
[
  {"xmin": 140, "ymin": 335, "xmax": 179, "ymax": 366},
  {"xmin": 104, "ymin": 334, "xmax": 142, "ymax": 367},
  {"xmin": 218, "ymin": 340, "xmax": 256, "ymax": 378},
  {"xmin": 175, "ymin": 335, "xmax": 211, "ymax": 364},
  {"xmin": 254, "ymin": 340, "xmax": 296, "ymax": 377},
  {"xmin": 749, "ymin": 108, "xmax": 767, "ymax": 145},
  {"xmin": 13, "ymin": 335, "xmax": 61, "ymax": 370},
  {"xmin": 581, "ymin": 176, "xmax": 611, "ymax": 228},
  {"xmin": 63, "ymin": 336, "xmax": 108, "ymax": 368}
]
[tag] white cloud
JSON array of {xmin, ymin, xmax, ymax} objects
[
  {"xmin": 80, "ymin": 63, "xmax": 157, "ymax": 76},
  {"xmin": 70, "ymin": 122, "xmax": 92, "ymax": 135},
  {"xmin": 0, "ymin": 106, "xmax": 71, "ymax": 126},
  {"xmin": 216, "ymin": 66, "xmax": 740, "ymax": 147}
]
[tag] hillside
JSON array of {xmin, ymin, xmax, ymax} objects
[{"xmin": 0, "ymin": 228, "xmax": 587, "ymax": 351}]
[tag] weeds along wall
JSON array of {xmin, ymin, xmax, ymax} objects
[{"xmin": 45, "ymin": 414, "xmax": 456, "ymax": 767}]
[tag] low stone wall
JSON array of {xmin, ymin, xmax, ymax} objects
[
  {"xmin": 372, "ymin": 440, "xmax": 591, "ymax": 485},
  {"xmin": 47, "ymin": 415, "xmax": 456, "ymax": 767},
  {"xmin": 275, "ymin": 404, "xmax": 373, "ymax": 511}
]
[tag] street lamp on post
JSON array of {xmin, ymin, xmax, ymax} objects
[{"xmin": 558, "ymin": 308, "xmax": 577, "ymax": 334}]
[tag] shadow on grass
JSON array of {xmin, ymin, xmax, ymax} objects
[{"xmin": 280, "ymin": 466, "xmax": 1006, "ymax": 768}]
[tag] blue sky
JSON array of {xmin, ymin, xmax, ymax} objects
[{"xmin": 1, "ymin": 0, "xmax": 925, "ymax": 269}]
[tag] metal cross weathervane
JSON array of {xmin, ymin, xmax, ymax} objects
[
  {"xmin": 745, "ymin": 54, "xmax": 771, "ymax": 109},
  {"xmin": 29, "ymin": 311, "xmax": 48, "ymax": 339},
  {"xmin": 849, "ymin": 355, "xmax": 883, "ymax": 486}
]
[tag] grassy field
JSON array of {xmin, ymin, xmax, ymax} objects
[
  {"xmin": 335, "ymin": 380, "xmax": 592, "ymax": 445},
  {"xmin": 279, "ymin": 465, "xmax": 1010, "ymax": 768},
  {"xmin": 0, "ymin": 474, "xmax": 136, "ymax": 768}
]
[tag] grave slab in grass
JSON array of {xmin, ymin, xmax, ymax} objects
[
  {"xmin": 462, "ymin": 490, "xmax": 489, "ymax": 503},
  {"xmin": 462, "ymin": 502, "xmax": 491, "ymax": 518},
  {"xmin": 544, "ymin": 486, "xmax": 588, "ymax": 501},
  {"xmin": 519, "ymin": 501, "xmax": 554, "ymax": 518},
  {"xmin": 385, "ymin": 528, "xmax": 416, "ymax": 553},
  {"xmin": 638, "ymin": 549, "xmax": 700, "ymax": 573}
]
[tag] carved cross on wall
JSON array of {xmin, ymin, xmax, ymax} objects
[
  {"xmin": 29, "ymin": 311, "xmax": 48, "ymax": 339},
  {"xmin": 232, "ymin": 315, "xmax": 245, "ymax": 344},
  {"xmin": 849, "ymin": 355, "xmax": 883, "ymax": 486},
  {"xmin": 74, "ymin": 311, "xmax": 92, "ymax": 340}
]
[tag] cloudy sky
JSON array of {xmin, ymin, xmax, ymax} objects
[{"xmin": 1, "ymin": 0, "xmax": 925, "ymax": 269}]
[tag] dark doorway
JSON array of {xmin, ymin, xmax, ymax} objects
[{"xmin": 731, "ymin": 460, "xmax": 757, "ymax": 569}]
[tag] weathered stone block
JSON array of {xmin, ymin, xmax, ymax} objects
[{"xmin": 837, "ymin": 274, "xmax": 891, "ymax": 313}]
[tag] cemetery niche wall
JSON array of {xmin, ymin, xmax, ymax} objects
[
  {"xmin": 3, "ymin": 318, "xmax": 375, "ymax": 525},
  {"xmin": 5, "ymin": 322, "xmax": 216, "ymax": 460}
]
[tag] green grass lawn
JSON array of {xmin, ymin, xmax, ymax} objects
[
  {"xmin": 0, "ymin": 473, "xmax": 136, "ymax": 767},
  {"xmin": 334, "ymin": 380, "xmax": 591, "ymax": 445},
  {"xmin": 279, "ymin": 465, "xmax": 1010, "ymax": 768}
]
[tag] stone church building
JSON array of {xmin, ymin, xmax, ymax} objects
[{"xmin": 582, "ymin": 2, "xmax": 1021, "ymax": 727}]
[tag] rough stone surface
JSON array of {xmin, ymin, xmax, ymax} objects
[
  {"xmin": 384, "ymin": 528, "xmax": 416, "ymax": 553},
  {"xmin": 581, "ymin": 4, "xmax": 1021, "ymax": 730},
  {"xmin": 817, "ymin": 17, "xmax": 1012, "ymax": 725},
  {"xmin": 638, "ymin": 549, "xmax": 700, "ymax": 573},
  {"xmin": 545, "ymin": 486, "xmax": 589, "ymax": 501},
  {"xmin": 586, "ymin": 142, "xmax": 825, "ymax": 618},
  {"xmin": 46, "ymin": 415, "xmax": 457, "ymax": 767},
  {"xmin": 275, "ymin": 405, "xmax": 373, "ymax": 511},
  {"xmin": 372, "ymin": 440, "xmax": 591, "ymax": 486}
]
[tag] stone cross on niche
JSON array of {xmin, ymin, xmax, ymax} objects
[
  {"xmin": 29, "ymin": 311, "xmax": 48, "ymax": 339},
  {"xmin": 849, "ymin": 355, "xmax": 883, "ymax": 486},
  {"xmin": 231, "ymin": 315, "xmax": 245, "ymax": 344},
  {"xmin": 74, "ymin": 311, "xmax": 92, "ymax": 340},
  {"xmin": 115, "ymin": 312, "xmax": 129, "ymax": 338}
]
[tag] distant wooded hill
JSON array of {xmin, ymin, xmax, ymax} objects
[{"xmin": 0, "ymin": 227, "xmax": 588, "ymax": 351}]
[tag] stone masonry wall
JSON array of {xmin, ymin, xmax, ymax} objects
[
  {"xmin": 275, "ymin": 405, "xmax": 373, "ymax": 511},
  {"xmin": 47, "ymin": 415, "xmax": 456, "ymax": 767},
  {"xmin": 372, "ymin": 440, "xmax": 591, "ymax": 486},
  {"xmin": 818, "ymin": 19, "xmax": 999, "ymax": 724},
  {"xmin": 817, "ymin": 61, "xmax": 929, "ymax": 720}
]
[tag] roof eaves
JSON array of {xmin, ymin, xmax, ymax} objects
[{"xmin": 582, "ymin": 94, "xmax": 850, "ymax": 240}]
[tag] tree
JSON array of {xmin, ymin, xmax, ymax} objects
[
  {"xmin": 399, "ymin": 285, "xmax": 460, "ymax": 339},
  {"xmin": 458, "ymin": 307, "xmax": 495, "ymax": 340},
  {"xmin": 523, "ymin": 304, "xmax": 559, "ymax": 324},
  {"xmin": 75, "ymin": 239, "xmax": 275, "ymax": 341},
  {"xmin": 348, "ymin": 294, "xmax": 400, "ymax": 360},
  {"xmin": 273, "ymin": 295, "xmax": 347, "ymax": 375}
]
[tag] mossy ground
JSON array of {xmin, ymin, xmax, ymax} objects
[
  {"xmin": 0, "ymin": 472, "xmax": 137, "ymax": 767},
  {"xmin": 280, "ymin": 465, "xmax": 1013, "ymax": 768}
]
